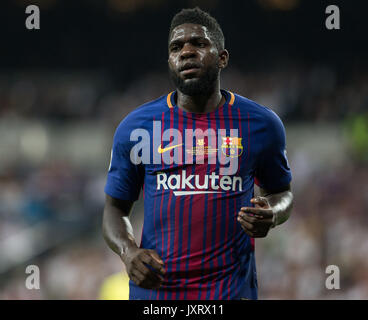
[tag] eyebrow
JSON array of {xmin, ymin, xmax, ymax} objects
[{"xmin": 169, "ymin": 36, "xmax": 209, "ymax": 46}]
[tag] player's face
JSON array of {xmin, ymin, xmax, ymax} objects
[{"xmin": 168, "ymin": 23, "xmax": 227, "ymax": 96}]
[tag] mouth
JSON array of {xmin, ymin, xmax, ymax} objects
[
  {"xmin": 180, "ymin": 68, "xmax": 200, "ymax": 76},
  {"xmin": 179, "ymin": 63, "xmax": 201, "ymax": 76}
]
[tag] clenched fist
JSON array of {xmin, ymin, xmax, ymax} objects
[
  {"xmin": 121, "ymin": 247, "xmax": 166, "ymax": 289},
  {"xmin": 237, "ymin": 196, "xmax": 275, "ymax": 238}
]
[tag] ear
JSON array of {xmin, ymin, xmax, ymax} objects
[{"xmin": 218, "ymin": 49, "xmax": 229, "ymax": 69}]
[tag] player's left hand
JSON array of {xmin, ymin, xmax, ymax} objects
[{"xmin": 237, "ymin": 196, "xmax": 275, "ymax": 238}]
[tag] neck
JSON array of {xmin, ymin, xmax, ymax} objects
[{"xmin": 176, "ymin": 83, "xmax": 225, "ymax": 114}]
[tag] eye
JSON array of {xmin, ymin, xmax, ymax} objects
[{"xmin": 170, "ymin": 44, "xmax": 180, "ymax": 52}]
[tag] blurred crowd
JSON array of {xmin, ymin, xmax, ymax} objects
[
  {"xmin": 0, "ymin": 62, "xmax": 368, "ymax": 299},
  {"xmin": 1, "ymin": 62, "xmax": 367, "ymax": 124},
  {"xmin": 257, "ymin": 162, "xmax": 368, "ymax": 299}
]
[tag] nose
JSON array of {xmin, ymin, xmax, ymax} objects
[{"xmin": 180, "ymin": 42, "xmax": 197, "ymax": 60}]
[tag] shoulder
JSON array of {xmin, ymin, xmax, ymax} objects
[{"xmin": 232, "ymin": 92, "xmax": 286, "ymax": 133}]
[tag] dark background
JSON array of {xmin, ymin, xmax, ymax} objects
[{"xmin": 1, "ymin": 0, "xmax": 367, "ymax": 79}]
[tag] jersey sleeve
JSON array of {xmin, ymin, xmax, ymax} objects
[
  {"xmin": 104, "ymin": 119, "xmax": 144, "ymax": 201},
  {"xmin": 255, "ymin": 110, "xmax": 292, "ymax": 192}
]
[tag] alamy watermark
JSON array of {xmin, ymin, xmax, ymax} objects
[
  {"xmin": 325, "ymin": 5, "xmax": 340, "ymax": 30},
  {"xmin": 325, "ymin": 264, "xmax": 340, "ymax": 290},
  {"xmin": 25, "ymin": 265, "xmax": 40, "ymax": 290},
  {"xmin": 127, "ymin": 121, "xmax": 242, "ymax": 176},
  {"xmin": 25, "ymin": 5, "xmax": 40, "ymax": 30},
  {"xmin": 107, "ymin": 122, "xmax": 247, "ymax": 196}
]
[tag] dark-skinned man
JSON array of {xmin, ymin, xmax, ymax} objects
[{"xmin": 103, "ymin": 7, "xmax": 293, "ymax": 300}]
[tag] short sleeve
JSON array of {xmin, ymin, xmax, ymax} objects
[
  {"xmin": 255, "ymin": 110, "xmax": 292, "ymax": 192},
  {"xmin": 104, "ymin": 120, "xmax": 144, "ymax": 201}
]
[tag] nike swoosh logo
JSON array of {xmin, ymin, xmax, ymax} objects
[{"xmin": 158, "ymin": 143, "xmax": 183, "ymax": 154}]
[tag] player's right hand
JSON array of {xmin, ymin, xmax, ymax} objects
[{"xmin": 121, "ymin": 248, "xmax": 166, "ymax": 289}]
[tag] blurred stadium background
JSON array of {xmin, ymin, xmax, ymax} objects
[{"xmin": 1, "ymin": 0, "xmax": 368, "ymax": 299}]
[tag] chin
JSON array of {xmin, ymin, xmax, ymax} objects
[
  {"xmin": 170, "ymin": 68, "xmax": 217, "ymax": 96},
  {"xmin": 183, "ymin": 77, "xmax": 200, "ymax": 83}
]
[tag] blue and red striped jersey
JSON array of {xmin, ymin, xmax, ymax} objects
[{"xmin": 104, "ymin": 89, "xmax": 292, "ymax": 300}]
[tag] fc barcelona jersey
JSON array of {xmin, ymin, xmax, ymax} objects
[{"xmin": 104, "ymin": 89, "xmax": 292, "ymax": 300}]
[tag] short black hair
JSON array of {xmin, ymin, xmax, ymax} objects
[{"xmin": 169, "ymin": 7, "xmax": 225, "ymax": 51}]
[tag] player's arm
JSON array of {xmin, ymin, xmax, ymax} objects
[
  {"xmin": 238, "ymin": 108, "xmax": 293, "ymax": 238},
  {"xmin": 259, "ymin": 184, "xmax": 293, "ymax": 227},
  {"xmin": 237, "ymin": 184, "xmax": 293, "ymax": 238},
  {"xmin": 102, "ymin": 195, "xmax": 138, "ymax": 259},
  {"xmin": 103, "ymin": 195, "xmax": 166, "ymax": 289}
]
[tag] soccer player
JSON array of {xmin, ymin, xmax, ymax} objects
[{"xmin": 102, "ymin": 7, "xmax": 293, "ymax": 300}]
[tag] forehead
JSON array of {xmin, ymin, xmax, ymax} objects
[{"xmin": 169, "ymin": 23, "xmax": 212, "ymax": 43}]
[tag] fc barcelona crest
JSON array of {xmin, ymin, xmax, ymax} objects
[{"xmin": 221, "ymin": 136, "xmax": 243, "ymax": 158}]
